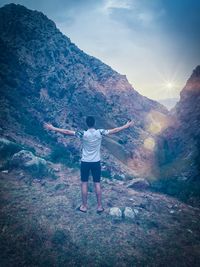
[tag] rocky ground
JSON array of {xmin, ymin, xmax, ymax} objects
[{"xmin": 1, "ymin": 165, "xmax": 200, "ymax": 267}]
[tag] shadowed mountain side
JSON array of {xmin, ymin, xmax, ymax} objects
[
  {"xmin": 0, "ymin": 3, "xmax": 168, "ymax": 178},
  {"xmin": 152, "ymin": 66, "xmax": 200, "ymax": 206}
]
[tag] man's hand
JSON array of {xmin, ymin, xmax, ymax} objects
[
  {"xmin": 107, "ymin": 120, "xmax": 134, "ymax": 135},
  {"xmin": 123, "ymin": 120, "xmax": 134, "ymax": 129},
  {"xmin": 43, "ymin": 122, "xmax": 75, "ymax": 135},
  {"xmin": 43, "ymin": 122, "xmax": 55, "ymax": 131}
]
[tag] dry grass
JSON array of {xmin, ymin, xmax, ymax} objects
[{"xmin": 0, "ymin": 166, "xmax": 200, "ymax": 267}]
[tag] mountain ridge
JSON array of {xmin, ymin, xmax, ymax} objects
[
  {"xmin": 0, "ymin": 3, "xmax": 168, "ymax": 179},
  {"xmin": 0, "ymin": 4, "xmax": 200, "ymax": 265}
]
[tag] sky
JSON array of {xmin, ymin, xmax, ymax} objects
[{"xmin": 0, "ymin": 0, "xmax": 200, "ymax": 101}]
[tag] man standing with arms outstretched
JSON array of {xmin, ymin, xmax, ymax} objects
[{"xmin": 44, "ymin": 116, "xmax": 133, "ymax": 213}]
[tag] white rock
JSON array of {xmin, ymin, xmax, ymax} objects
[
  {"xmin": 169, "ymin": 210, "xmax": 175, "ymax": 214},
  {"xmin": 0, "ymin": 137, "xmax": 12, "ymax": 146},
  {"xmin": 109, "ymin": 207, "xmax": 122, "ymax": 217},
  {"xmin": 124, "ymin": 207, "xmax": 135, "ymax": 219},
  {"xmin": 10, "ymin": 150, "xmax": 46, "ymax": 169},
  {"xmin": 133, "ymin": 208, "xmax": 139, "ymax": 215},
  {"xmin": 1, "ymin": 170, "xmax": 8, "ymax": 173},
  {"xmin": 117, "ymin": 181, "xmax": 124, "ymax": 185}
]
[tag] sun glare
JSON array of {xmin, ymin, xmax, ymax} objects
[
  {"xmin": 166, "ymin": 82, "xmax": 173, "ymax": 89},
  {"xmin": 143, "ymin": 137, "xmax": 155, "ymax": 151},
  {"xmin": 146, "ymin": 110, "xmax": 169, "ymax": 135}
]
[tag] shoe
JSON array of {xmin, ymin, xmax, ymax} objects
[
  {"xmin": 76, "ymin": 206, "xmax": 87, "ymax": 213},
  {"xmin": 97, "ymin": 208, "xmax": 105, "ymax": 214}
]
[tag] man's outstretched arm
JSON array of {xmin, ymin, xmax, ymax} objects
[
  {"xmin": 107, "ymin": 120, "xmax": 134, "ymax": 135},
  {"xmin": 43, "ymin": 122, "xmax": 75, "ymax": 135}
]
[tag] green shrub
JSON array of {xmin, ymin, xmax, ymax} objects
[
  {"xmin": 113, "ymin": 174, "xmax": 124, "ymax": 180},
  {"xmin": 150, "ymin": 177, "xmax": 200, "ymax": 204},
  {"xmin": 101, "ymin": 169, "xmax": 112, "ymax": 179},
  {"xmin": 29, "ymin": 160, "xmax": 55, "ymax": 179},
  {"xmin": 49, "ymin": 145, "xmax": 71, "ymax": 164},
  {"xmin": 0, "ymin": 138, "xmax": 22, "ymax": 160}
]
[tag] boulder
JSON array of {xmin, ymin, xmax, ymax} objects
[
  {"xmin": 11, "ymin": 150, "xmax": 46, "ymax": 168},
  {"xmin": 109, "ymin": 207, "xmax": 122, "ymax": 217},
  {"xmin": 133, "ymin": 208, "xmax": 139, "ymax": 215},
  {"xmin": 124, "ymin": 207, "xmax": 135, "ymax": 219},
  {"xmin": 10, "ymin": 150, "xmax": 49, "ymax": 178},
  {"xmin": 113, "ymin": 174, "xmax": 126, "ymax": 181},
  {"xmin": 127, "ymin": 178, "xmax": 150, "ymax": 190}
]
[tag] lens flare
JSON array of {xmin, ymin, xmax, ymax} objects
[
  {"xmin": 143, "ymin": 137, "xmax": 155, "ymax": 151},
  {"xmin": 146, "ymin": 110, "xmax": 170, "ymax": 134}
]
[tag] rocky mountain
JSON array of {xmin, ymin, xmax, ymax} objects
[
  {"xmin": 0, "ymin": 3, "xmax": 168, "ymax": 179},
  {"xmin": 0, "ymin": 4, "xmax": 200, "ymax": 266},
  {"xmin": 153, "ymin": 66, "xmax": 200, "ymax": 205}
]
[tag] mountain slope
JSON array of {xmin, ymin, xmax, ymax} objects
[
  {"xmin": 153, "ymin": 66, "xmax": 200, "ymax": 205},
  {"xmin": 1, "ymin": 166, "xmax": 200, "ymax": 267},
  {"xmin": 0, "ymin": 3, "xmax": 168, "ymax": 178}
]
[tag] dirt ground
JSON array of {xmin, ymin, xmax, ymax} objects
[{"xmin": 0, "ymin": 165, "xmax": 200, "ymax": 267}]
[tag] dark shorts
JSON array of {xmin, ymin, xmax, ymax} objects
[{"xmin": 80, "ymin": 161, "xmax": 101, "ymax": 183}]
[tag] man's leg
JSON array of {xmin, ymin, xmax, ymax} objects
[
  {"xmin": 80, "ymin": 182, "xmax": 88, "ymax": 211},
  {"xmin": 91, "ymin": 162, "xmax": 104, "ymax": 211},
  {"xmin": 80, "ymin": 162, "xmax": 90, "ymax": 211},
  {"xmin": 94, "ymin": 182, "xmax": 104, "ymax": 211}
]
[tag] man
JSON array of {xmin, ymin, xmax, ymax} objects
[{"xmin": 44, "ymin": 116, "xmax": 133, "ymax": 213}]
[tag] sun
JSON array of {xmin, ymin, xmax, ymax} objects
[{"xmin": 166, "ymin": 82, "xmax": 173, "ymax": 89}]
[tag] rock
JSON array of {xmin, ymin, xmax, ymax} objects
[
  {"xmin": 187, "ymin": 229, "xmax": 193, "ymax": 234},
  {"xmin": 10, "ymin": 150, "xmax": 49, "ymax": 178},
  {"xmin": 109, "ymin": 207, "xmax": 122, "ymax": 217},
  {"xmin": 127, "ymin": 178, "xmax": 150, "ymax": 190},
  {"xmin": 1, "ymin": 170, "xmax": 9, "ymax": 173},
  {"xmin": 113, "ymin": 174, "xmax": 125, "ymax": 181},
  {"xmin": 124, "ymin": 207, "xmax": 135, "ymax": 219},
  {"xmin": 10, "ymin": 150, "xmax": 46, "ymax": 168},
  {"xmin": 55, "ymin": 183, "xmax": 68, "ymax": 191},
  {"xmin": 116, "ymin": 180, "xmax": 124, "ymax": 185},
  {"xmin": 40, "ymin": 180, "xmax": 46, "ymax": 186},
  {"xmin": 0, "ymin": 137, "xmax": 12, "ymax": 146},
  {"xmin": 133, "ymin": 208, "xmax": 139, "ymax": 215}
]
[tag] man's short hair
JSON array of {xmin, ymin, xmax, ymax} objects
[{"xmin": 86, "ymin": 116, "xmax": 95, "ymax": 127}]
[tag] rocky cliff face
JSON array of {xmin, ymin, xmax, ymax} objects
[
  {"xmin": 0, "ymin": 3, "xmax": 168, "ymax": 178},
  {"xmin": 154, "ymin": 66, "xmax": 200, "ymax": 205}
]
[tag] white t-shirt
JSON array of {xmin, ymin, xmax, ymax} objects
[{"xmin": 75, "ymin": 128, "xmax": 109, "ymax": 162}]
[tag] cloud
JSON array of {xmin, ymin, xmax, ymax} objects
[{"xmin": 103, "ymin": 0, "xmax": 132, "ymax": 13}]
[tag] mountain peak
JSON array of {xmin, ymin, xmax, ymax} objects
[
  {"xmin": 181, "ymin": 65, "xmax": 200, "ymax": 94},
  {"xmin": 191, "ymin": 65, "xmax": 200, "ymax": 79},
  {"xmin": 0, "ymin": 3, "xmax": 58, "ymax": 41}
]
